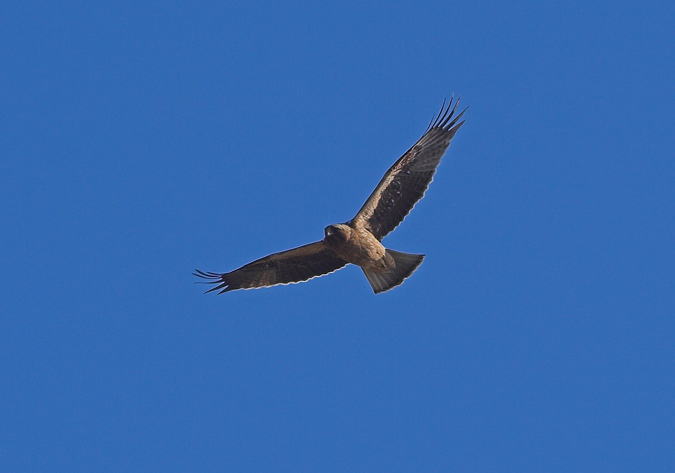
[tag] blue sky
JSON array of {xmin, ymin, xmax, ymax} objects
[{"xmin": 1, "ymin": 1, "xmax": 674, "ymax": 471}]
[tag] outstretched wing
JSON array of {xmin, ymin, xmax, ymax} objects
[
  {"xmin": 353, "ymin": 97, "xmax": 466, "ymax": 240},
  {"xmin": 194, "ymin": 241, "xmax": 347, "ymax": 293}
]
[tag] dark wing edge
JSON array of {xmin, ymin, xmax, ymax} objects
[
  {"xmin": 194, "ymin": 241, "xmax": 348, "ymax": 294},
  {"xmin": 353, "ymin": 96, "xmax": 467, "ymax": 239}
]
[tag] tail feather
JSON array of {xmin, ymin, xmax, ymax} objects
[{"xmin": 362, "ymin": 249, "xmax": 424, "ymax": 294}]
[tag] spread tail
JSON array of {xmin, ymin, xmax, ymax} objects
[{"xmin": 362, "ymin": 249, "xmax": 425, "ymax": 294}]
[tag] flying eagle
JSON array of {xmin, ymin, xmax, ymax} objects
[{"xmin": 195, "ymin": 97, "xmax": 466, "ymax": 294}]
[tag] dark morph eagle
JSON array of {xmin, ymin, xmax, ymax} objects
[{"xmin": 195, "ymin": 97, "xmax": 466, "ymax": 294}]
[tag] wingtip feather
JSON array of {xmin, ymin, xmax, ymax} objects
[
  {"xmin": 194, "ymin": 269, "xmax": 232, "ymax": 294},
  {"xmin": 426, "ymin": 95, "xmax": 465, "ymax": 133}
]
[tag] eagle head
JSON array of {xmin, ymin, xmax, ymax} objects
[{"xmin": 324, "ymin": 224, "xmax": 349, "ymax": 246}]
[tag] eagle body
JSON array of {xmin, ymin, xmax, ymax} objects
[
  {"xmin": 323, "ymin": 223, "xmax": 390, "ymax": 272},
  {"xmin": 195, "ymin": 97, "xmax": 466, "ymax": 294}
]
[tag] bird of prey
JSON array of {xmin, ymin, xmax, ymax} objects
[{"xmin": 195, "ymin": 97, "xmax": 466, "ymax": 294}]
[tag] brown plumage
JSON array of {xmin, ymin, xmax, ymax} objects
[{"xmin": 195, "ymin": 97, "xmax": 466, "ymax": 294}]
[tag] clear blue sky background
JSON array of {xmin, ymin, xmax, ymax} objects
[{"xmin": 1, "ymin": 2, "xmax": 673, "ymax": 472}]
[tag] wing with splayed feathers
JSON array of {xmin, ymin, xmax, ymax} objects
[
  {"xmin": 194, "ymin": 241, "xmax": 348, "ymax": 293},
  {"xmin": 353, "ymin": 97, "xmax": 466, "ymax": 240}
]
